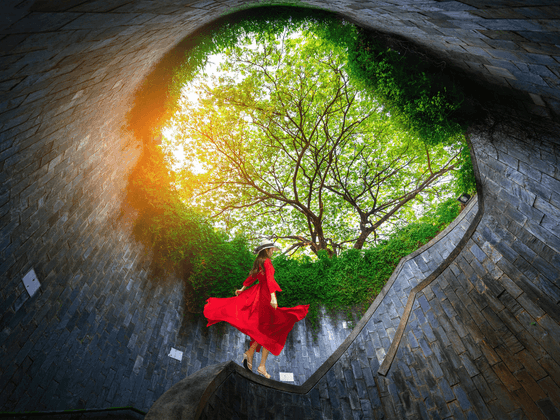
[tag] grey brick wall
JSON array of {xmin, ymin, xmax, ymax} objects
[{"xmin": 1, "ymin": 1, "xmax": 559, "ymax": 418}]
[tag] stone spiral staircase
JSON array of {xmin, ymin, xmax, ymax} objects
[{"xmin": 1, "ymin": 1, "xmax": 560, "ymax": 419}]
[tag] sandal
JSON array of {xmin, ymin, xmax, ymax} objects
[
  {"xmin": 242, "ymin": 352, "xmax": 253, "ymax": 371},
  {"xmin": 257, "ymin": 366, "xmax": 270, "ymax": 379}
]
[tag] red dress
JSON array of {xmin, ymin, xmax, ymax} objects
[{"xmin": 203, "ymin": 258, "xmax": 309, "ymax": 356}]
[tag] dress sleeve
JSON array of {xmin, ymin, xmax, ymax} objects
[
  {"xmin": 243, "ymin": 274, "xmax": 257, "ymax": 287},
  {"xmin": 264, "ymin": 259, "xmax": 282, "ymax": 293}
]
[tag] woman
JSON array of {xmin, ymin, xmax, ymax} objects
[{"xmin": 203, "ymin": 241, "xmax": 309, "ymax": 379}]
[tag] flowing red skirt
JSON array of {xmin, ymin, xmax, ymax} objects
[{"xmin": 204, "ymin": 285, "xmax": 309, "ymax": 356}]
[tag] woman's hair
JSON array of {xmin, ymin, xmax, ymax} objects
[{"xmin": 249, "ymin": 248, "xmax": 272, "ymax": 277}]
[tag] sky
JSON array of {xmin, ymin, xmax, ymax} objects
[{"xmin": 162, "ymin": 52, "xmax": 225, "ymax": 174}]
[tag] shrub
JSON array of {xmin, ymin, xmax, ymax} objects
[
  {"xmin": 126, "ymin": 142, "xmax": 253, "ymax": 310},
  {"xmin": 272, "ymin": 198, "xmax": 461, "ymax": 328}
]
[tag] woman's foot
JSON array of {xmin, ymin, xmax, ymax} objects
[
  {"xmin": 257, "ymin": 366, "xmax": 270, "ymax": 379},
  {"xmin": 243, "ymin": 351, "xmax": 253, "ymax": 371}
]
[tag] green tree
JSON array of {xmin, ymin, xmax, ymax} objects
[{"xmin": 166, "ymin": 28, "xmax": 461, "ymax": 256}]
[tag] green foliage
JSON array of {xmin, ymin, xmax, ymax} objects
[
  {"xmin": 126, "ymin": 6, "xmax": 476, "ymax": 322},
  {"xmin": 314, "ymin": 18, "xmax": 477, "ymax": 191},
  {"xmin": 343, "ymin": 29, "xmax": 465, "ymax": 146},
  {"xmin": 130, "ymin": 5, "xmax": 476, "ymax": 199},
  {"xmin": 147, "ymin": 200, "xmax": 214, "ymax": 265},
  {"xmin": 167, "ymin": 7, "xmax": 342, "ymax": 117},
  {"xmin": 168, "ymin": 15, "xmax": 464, "ymax": 254},
  {"xmin": 188, "ymin": 235, "xmax": 254, "ymax": 311},
  {"xmin": 271, "ymin": 197, "xmax": 459, "ymax": 328},
  {"xmin": 339, "ymin": 28, "xmax": 477, "ymax": 193},
  {"xmin": 126, "ymin": 142, "xmax": 253, "ymax": 310},
  {"xmin": 453, "ymin": 142, "xmax": 477, "ymax": 195},
  {"xmin": 420, "ymin": 197, "xmax": 462, "ymax": 228},
  {"xmin": 141, "ymin": 194, "xmax": 254, "ymax": 311},
  {"xmin": 127, "ymin": 145, "xmax": 176, "ymax": 215},
  {"xmin": 145, "ymin": 201, "xmax": 254, "ymax": 310}
]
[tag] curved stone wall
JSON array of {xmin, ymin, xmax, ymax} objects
[{"xmin": 1, "ymin": 1, "xmax": 559, "ymax": 418}]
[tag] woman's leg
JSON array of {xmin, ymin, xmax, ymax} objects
[
  {"xmin": 244, "ymin": 341, "xmax": 259, "ymax": 370},
  {"xmin": 246, "ymin": 341, "xmax": 258, "ymax": 356},
  {"xmin": 257, "ymin": 348, "xmax": 270, "ymax": 378}
]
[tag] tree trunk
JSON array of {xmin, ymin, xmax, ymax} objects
[
  {"xmin": 310, "ymin": 221, "xmax": 335, "ymax": 256},
  {"xmin": 353, "ymin": 229, "xmax": 371, "ymax": 250}
]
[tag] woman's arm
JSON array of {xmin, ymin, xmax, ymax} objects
[
  {"xmin": 236, "ymin": 273, "xmax": 259, "ymax": 295},
  {"xmin": 264, "ymin": 259, "xmax": 281, "ymax": 309},
  {"xmin": 264, "ymin": 259, "xmax": 282, "ymax": 294}
]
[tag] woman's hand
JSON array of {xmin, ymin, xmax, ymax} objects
[
  {"xmin": 235, "ymin": 286, "xmax": 245, "ymax": 296},
  {"xmin": 270, "ymin": 293, "xmax": 277, "ymax": 309}
]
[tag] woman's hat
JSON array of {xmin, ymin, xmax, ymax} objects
[{"xmin": 254, "ymin": 240, "xmax": 281, "ymax": 254}]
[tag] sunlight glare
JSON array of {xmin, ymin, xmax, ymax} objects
[
  {"xmin": 163, "ymin": 52, "xmax": 226, "ymax": 174},
  {"xmin": 163, "ymin": 34, "xmax": 301, "ymax": 176}
]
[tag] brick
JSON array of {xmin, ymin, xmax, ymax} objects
[
  {"xmin": 449, "ymin": 316, "xmax": 469, "ymax": 340},
  {"xmin": 492, "ymin": 362, "xmax": 521, "ymax": 392},
  {"xmin": 486, "ymin": 400, "xmax": 511, "ymax": 420},
  {"xmin": 536, "ymin": 399, "xmax": 560, "ymax": 420},
  {"xmin": 495, "ymin": 345, "xmax": 523, "ymax": 374},
  {"xmin": 452, "ymin": 384, "xmax": 471, "ymax": 411},
  {"xmin": 472, "ymin": 373, "xmax": 495, "ymax": 404},
  {"xmin": 455, "ymin": 366, "xmax": 478, "ymax": 396},
  {"xmin": 440, "ymin": 299, "xmax": 458, "ymax": 319},
  {"xmin": 535, "ymin": 197, "xmax": 560, "ymax": 221},
  {"xmin": 498, "ymin": 293, "xmax": 523, "ymax": 319},
  {"xmin": 439, "ymin": 362, "xmax": 459, "ymax": 388},
  {"xmin": 514, "ymin": 369, "xmax": 547, "ymax": 402},
  {"xmin": 539, "ymin": 356, "xmax": 560, "ymax": 388},
  {"xmin": 538, "ymin": 377, "xmax": 560, "ymax": 405},
  {"xmin": 510, "ymin": 387, "xmax": 548, "ymax": 420},
  {"xmin": 515, "ymin": 350, "xmax": 547, "ymax": 381},
  {"xmin": 531, "ymin": 255, "xmax": 560, "ymax": 283}
]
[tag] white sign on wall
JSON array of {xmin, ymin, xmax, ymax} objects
[
  {"xmin": 22, "ymin": 269, "xmax": 40, "ymax": 297},
  {"xmin": 168, "ymin": 347, "xmax": 183, "ymax": 361},
  {"xmin": 279, "ymin": 372, "xmax": 294, "ymax": 382}
]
